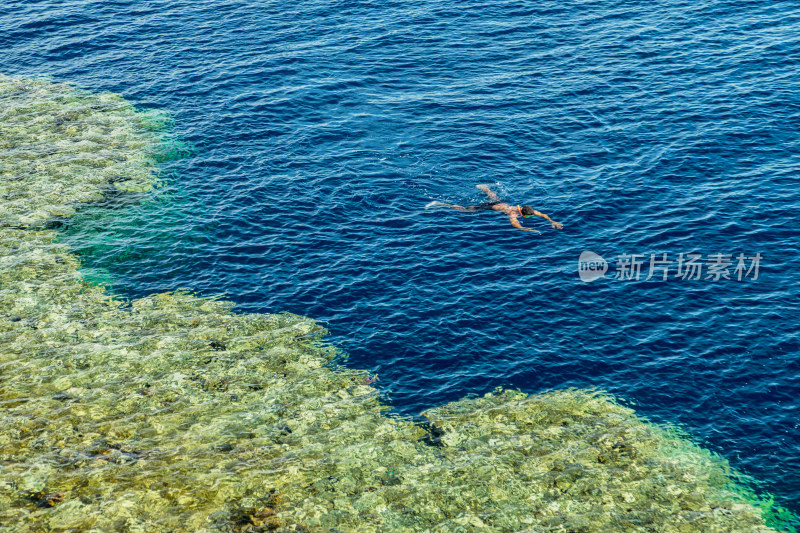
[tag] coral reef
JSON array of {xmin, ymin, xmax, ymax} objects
[{"xmin": 0, "ymin": 73, "xmax": 789, "ymax": 532}]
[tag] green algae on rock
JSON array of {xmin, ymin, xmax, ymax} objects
[
  {"xmin": 0, "ymin": 73, "xmax": 173, "ymax": 228},
  {"xmin": 0, "ymin": 73, "xmax": 793, "ymax": 532}
]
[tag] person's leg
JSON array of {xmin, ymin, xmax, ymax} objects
[
  {"xmin": 476, "ymin": 184, "xmax": 500, "ymax": 202},
  {"xmin": 428, "ymin": 201, "xmax": 482, "ymax": 212}
]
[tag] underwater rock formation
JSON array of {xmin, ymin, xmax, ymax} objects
[{"xmin": 0, "ymin": 73, "xmax": 789, "ymax": 532}]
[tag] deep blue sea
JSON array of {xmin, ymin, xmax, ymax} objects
[{"xmin": 3, "ymin": 0, "xmax": 798, "ymax": 512}]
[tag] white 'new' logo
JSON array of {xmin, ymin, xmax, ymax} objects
[{"xmin": 578, "ymin": 251, "xmax": 607, "ymax": 282}]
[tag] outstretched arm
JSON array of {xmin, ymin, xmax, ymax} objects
[
  {"xmin": 509, "ymin": 214, "xmax": 541, "ymax": 233},
  {"xmin": 532, "ymin": 210, "xmax": 563, "ymax": 229}
]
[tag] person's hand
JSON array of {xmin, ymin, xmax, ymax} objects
[{"xmin": 552, "ymin": 221, "xmax": 563, "ymax": 229}]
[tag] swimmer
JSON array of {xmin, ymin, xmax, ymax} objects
[{"xmin": 428, "ymin": 184, "xmax": 563, "ymax": 233}]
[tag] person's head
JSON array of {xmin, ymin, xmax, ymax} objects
[{"xmin": 520, "ymin": 205, "xmax": 535, "ymax": 217}]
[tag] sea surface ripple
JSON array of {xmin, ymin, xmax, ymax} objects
[{"xmin": 2, "ymin": 0, "xmax": 799, "ymax": 510}]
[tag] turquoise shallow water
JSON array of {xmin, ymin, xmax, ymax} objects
[{"xmin": 2, "ymin": 0, "xmax": 799, "ymax": 513}]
